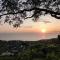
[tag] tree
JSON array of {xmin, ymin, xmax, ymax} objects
[
  {"xmin": 0, "ymin": 0, "xmax": 60, "ymax": 27},
  {"xmin": 58, "ymin": 35, "xmax": 60, "ymax": 40}
]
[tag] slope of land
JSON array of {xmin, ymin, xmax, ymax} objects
[{"xmin": 0, "ymin": 36, "xmax": 60, "ymax": 60}]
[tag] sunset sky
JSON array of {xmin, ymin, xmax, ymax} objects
[{"xmin": 0, "ymin": 14, "xmax": 60, "ymax": 41}]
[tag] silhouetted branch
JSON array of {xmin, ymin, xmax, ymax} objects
[
  {"xmin": 0, "ymin": 7, "xmax": 60, "ymax": 18},
  {"xmin": 0, "ymin": 0, "xmax": 60, "ymax": 27}
]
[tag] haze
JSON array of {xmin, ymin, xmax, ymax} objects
[{"xmin": 0, "ymin": 15, "xmax": 60, "ymax": 41}]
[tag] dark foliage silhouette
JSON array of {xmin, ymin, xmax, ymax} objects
[
  {"xmin": 0, "ymin": 0, "xmax": 60, "ymax": 27},
  {"xmin": 0, "ymin": 38, "xmax": 60, "ymax": 60},
  {"xmin": 58, "ymin": 35, "xmax": 60, "ymax": 40}
]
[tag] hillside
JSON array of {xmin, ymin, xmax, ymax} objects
[{"xmin": 0, "ymin": 36, "xmax": 60, "ymax": 60}]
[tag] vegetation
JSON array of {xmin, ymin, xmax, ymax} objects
[
  {"xmin": 0, "ymin": 36, "xmax": 60, "ymax": 60},
  {"xmin": 0, "ymin": 0, "xmax": 60, "ymax": 27},
  {"xmin": 58, "ymin": 35, "xmax": 60, "ymax": 40}
]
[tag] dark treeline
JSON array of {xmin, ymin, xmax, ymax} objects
[
  {"xmin": 0, "ymin": 35, "xmax": 60, "ymax": 60},
  {"xmin": 0, "ymin": 0, "xmax": 60, "ymax": 27}
]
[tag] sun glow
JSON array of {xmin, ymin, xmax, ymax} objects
[{"xmin": 41, "ymin": 29, "xmax": 46, "ymax": 33}]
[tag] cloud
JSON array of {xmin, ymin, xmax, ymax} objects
[
  {"xmin": 42, "ymin": 21, "xmax": 51, "ymax": 24},
  {"xmin": 22, "ymin": 26, "xmax": 33, "ymax": 28},
  {"xmin": 39, "ymin": 20, "xmax": 51, "ymax": 24}
]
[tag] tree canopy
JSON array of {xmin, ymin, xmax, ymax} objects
[{"xmin": 0, "ymin": 0, "xmax": 60, "ymax": 27}]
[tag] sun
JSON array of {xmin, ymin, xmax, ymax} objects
[{"xmin": 41, "ymin": 29, "xmax": 46, "ymax": 33}]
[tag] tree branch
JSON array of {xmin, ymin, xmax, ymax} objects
[{"xmin": 0, "ymin": 7, "xmax": 60, "ymax": 19}]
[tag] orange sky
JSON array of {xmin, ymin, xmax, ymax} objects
[{"xmin": 0, "ymin": 15, "xmax": 60, "ymax": 33}]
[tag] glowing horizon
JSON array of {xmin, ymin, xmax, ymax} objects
[
  {"xmin": 0, "ymin": 15, "xmax": 60, "ymax": 34},
  {"xmin": 0, "ymin": 14, "xmax": 60, "ymax": 40}
]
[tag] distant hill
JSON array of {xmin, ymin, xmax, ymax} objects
[
  {"xmin": 0, "ymin": 35, "xmax": 59, "ymax": 55},
  {"xmin": 0, "ymin": 35, "xmax": 60, "ymax": 60}
]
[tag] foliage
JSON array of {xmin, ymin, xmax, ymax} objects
[
  {"xmin": 0, "ymin": 38, "xmax": 60, "ymax": 60},
  {"xmin": 58, "ymin": 35, "xmax": 60, "ymax": 40},
  {"xmin": 0, "ymin": 0, "xmax": 60, "ymax": 27}
]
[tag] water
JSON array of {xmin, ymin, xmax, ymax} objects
[{"xmin": 0, "ymin": 32, "xmax": 59, "ymax": 41}]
